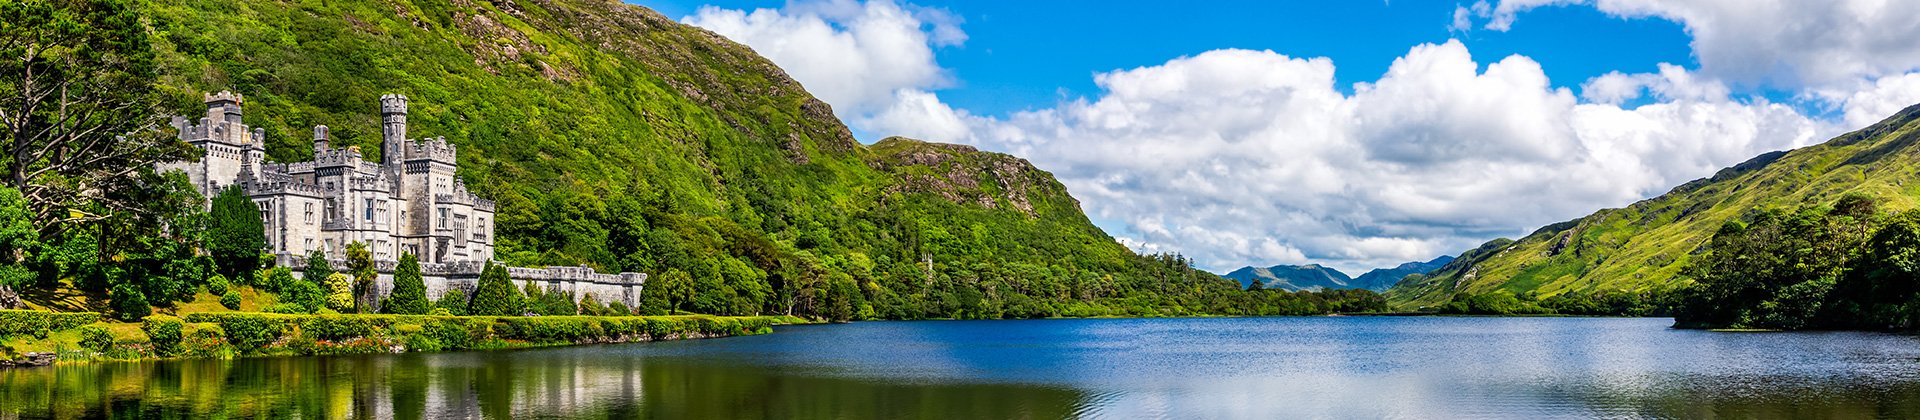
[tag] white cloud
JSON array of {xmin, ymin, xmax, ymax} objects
[
  {"xmin": 1467, "ymin": 0, "xmax": 1920, "ymax": 94},
  {"xmin": 683, "ymin": 0, "xmax": 961, "ymax": 128},
  {"xmin": 954, "ymin": 41, "xmax": 1831, "ymax": 273}
]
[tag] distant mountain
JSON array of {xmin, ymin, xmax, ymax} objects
[
  {"xmin": 1351, "ymin": 256, "xmax": 1455, "ymax": 291},
  {"xmin": 1224, "ymin": 264, "xmax": 1352, "ymax": 291}
]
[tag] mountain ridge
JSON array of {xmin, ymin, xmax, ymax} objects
[{"xmin": 1387, "ymin": 102, "xmax": 1920, "ymax": 309}]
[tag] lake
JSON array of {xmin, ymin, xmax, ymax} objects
[{"xmin": 6, "ymin": 316, "xmax": 1920, "ymax": 419}]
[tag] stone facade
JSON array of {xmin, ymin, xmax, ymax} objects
[{"xmin": 161, "ymin": 91, "xmax": 645, "ymax": 309}]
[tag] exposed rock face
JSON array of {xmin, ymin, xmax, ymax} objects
[
  {"xmin": 870, "ymin": 137, "xmax": 1075, "ymax": 218},
  {"xmin": 0, "ymin": 352, "xmax": 56, "ymax": 368}
]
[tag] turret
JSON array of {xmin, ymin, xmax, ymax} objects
[
  {"xmin": 380, "ymin": 94, "xmax": 408, "ymax": 164},
  {"xmin": 205, "ymin": 91, "xmax": 243, "ymax": 125},
  {"xmin": 313, "ymin": 125, "xmax": 330, "ymax": 153}
]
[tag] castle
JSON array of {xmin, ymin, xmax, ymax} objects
[{"xmin": 160, "ymin": 91, "xmax": 644, "ymax": 309}]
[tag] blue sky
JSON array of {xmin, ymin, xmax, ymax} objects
[
  {"xmin": 652, "ymin": 1, "xmax": 1697, "ymax": 117},
  {"xmin": 646, "ymin": 0, "xmax": 1920, "ymax": 274}
]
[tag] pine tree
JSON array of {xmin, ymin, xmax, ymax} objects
[
  {"xmin": 467, "ymin": 262, "xmax": 521, "ymax": 316},
  {"xmin": 207, "ymin": 185, "xmax": 264, "ymax": 277},
  {"xmin": 386, "ymin": 252, "xmax": 429, "ymax": 314}
]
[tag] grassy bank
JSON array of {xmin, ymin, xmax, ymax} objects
[{"xmin": 1, "ymin": 309, "xmax": 808, "ymax": 365}]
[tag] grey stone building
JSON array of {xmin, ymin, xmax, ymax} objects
[{"xmin": 159, "ymin": 91, "xmax": 645, "ymax": 309}]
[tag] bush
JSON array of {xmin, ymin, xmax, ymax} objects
[
  {"xmin": 280, "ymin": 279, "xmax": 324, "ymax": 313},
  {"xmin": 323, "ymin": 273, "xmax": 354, "ymax": 312},
  {"xmin": 183, "ymin": 323, "xmax": 230, "ymax": 358},
  {"xmin": 0, "ymin": 310, "xmax": 102, "ymax": 338},
  {"xmin": 608, "ymin": 301, "xmax": 631, "ymax": 316},
  {"xmin": 220, "ymin": 290, "xmax": 242, "ymax": 310},
  {"xmin": 110, "ymin": 284, "xmax": 151, "ymax": 321},
  {"xmin": 207, "ymin": 274, "xmax": 230, "ymax": 296},
  {"xmin": 78, "ymin": 325, "xmax": 115, "ymax": 353},
  {"xmin": 468, "ymin": 263, "xmax": 521, "ymax": 316},
  {"xmin": 143, "ymin": 315, "xmax": 186, "ymax": 356},
  {"xmin": 429, "ymin": 307, "xmax": 452, "ymax": 316},
  {"xmin": 264, "ymin": 303, "xmax": 307, "ymax": 314}
]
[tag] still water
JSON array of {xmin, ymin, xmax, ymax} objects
[{"xmin": 6, "ymin": 317, "xmax": 1920, "ymax": 419}]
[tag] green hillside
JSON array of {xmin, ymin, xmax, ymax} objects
[
  {"xmin": 1388, "ymin": 104, "xmax": 1920, "ymax": 309},
  {"xmin": 139, "ymin": 0, "xmax": 1274, "ymax": 319}
]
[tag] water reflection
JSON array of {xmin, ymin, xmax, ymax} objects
[{"xmin": 5, "ymin": 317, "xmax": 1920, "ymax": 419}]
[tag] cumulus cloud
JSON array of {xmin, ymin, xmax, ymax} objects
[
  {"xmin": 949, "ymin": 41, "xmax": 1830, "ymax": 273},
  {"xmin": 1463, "ymin": 0, "xmax": 1920, "ymax": 95},
  {"xmin": 683, "ymin": 0, "xmax": 964, "ymax": 136}
]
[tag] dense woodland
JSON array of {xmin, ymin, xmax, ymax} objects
[{"xmin": 0, "ymin": 0, "xmax": 1390, "ymax": 322}]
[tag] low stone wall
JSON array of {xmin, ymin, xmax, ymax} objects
[{"xmin": 277, "ymin": 254, "xmax": 646, "ymax": 311}]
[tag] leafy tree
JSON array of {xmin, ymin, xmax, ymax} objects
[
  {"xmin": 0, "ymin": 186, "xmax": 34, "ymax": 307},
  {"xmin": 207, "ymin": 185, "xmax": 264, "ymax": 277},
  {"xmin": 434, "ymin": 289, "xmax": 469, "ymax": 316},
  {"xmin": 0, "ymin": 0, "xmax": 195, "ymax": 231},
  {"xmin": 108, "ymin": 283, "xmax": 148, "ymax": 321},
  {"xmin": 279, "ymin": 277, "xmax": 323, "ymax": 313},
  {"xmin": 322, "ymin": 273, "xmax": 353, "ymax": 312},
  {"xmin": 344, "ymin": 241, "xmax": 374, "ymax": 312},
  {"xmin": 467, "ymin": 262, "xmax": 521, "ymax": 316},
  {"xmin": 385, "ymin": 252, "xmax": 429, "ymax": 314},
  {"xmin": 303, "ymin": 249, "xmax": 333, "ymax": 285}
]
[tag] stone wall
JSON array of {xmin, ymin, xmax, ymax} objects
[{"xmin": 279, "ymin": 254, "xmax": 646, "ymax": 312}]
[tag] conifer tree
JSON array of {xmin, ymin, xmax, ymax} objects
[
  {"xmin": 386, "ymin": 252, "xmax": 429, "ymax": 314},
  {"xmin": 303, "ymin": 249, "xmax": 333, "ymax": 285},
  {"xmin": 207, "ymin": 185, "xmax": 264, "ymax": 276},
  {"xmin": 468, "ymin": 262, "xmax": 521, "ymax": 316}
]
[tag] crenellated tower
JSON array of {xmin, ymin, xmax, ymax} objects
[{"xmin": 380, "ymin": 94, "xmax": 408, "ymax": 165}]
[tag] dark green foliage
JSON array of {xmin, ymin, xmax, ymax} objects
[
  {"xmin": 1671, "ymin": 195, "xmax": 1920, "ymax": 330},
  {"xmin": 142, "ymin": 315, "xmax": 184, "ymax": 356},
  {"xmin": 109, "ymin": 284, "xmax": 150, "ymax": 321},
  {"xmin": 219, "ymin": 290, "xmax": 241, "ymax": 310},
  {"xmin": 467, "ymin": 263, "xmax": 521, "ymax": 316},
  {"xmin": 0, "ymin": 187, "xmax": 35, "ymax": 290},
  {"xmin": 206, "ymin": 274, "xmax": 229, "ymax": 296},
  {"xmin": 278, "ymin": 279, "xmax": 323, "ymax": 313},
  {"xmin": 183, "ymin": 312, "xmax": 787, "ymax": 355},
  {"xmin": 433, "ymin": 289, "xmax": 469, "ymax": 316},
  {"xmin": 302, "ymin": 250, "xmax": 333, "ymax": 286},
  {"xmin": 608, "ymin": 301, "xmax": 631, "ymax": 316},
  {"xmin": 208, "ymin": 186, "xmax": 264, "ymax": 277},
  {"xmin": 386, "ymin": 253, "xmax": 429, "ymax": 315},
  {"xmin": 1438, "ymin": 291, "xmax": 1553, "ymax": 315},
  {"xmin": 0, "ymin": 310, "xmax": 100, "ymax": 338}
]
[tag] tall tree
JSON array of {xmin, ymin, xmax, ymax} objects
[
  {"xmin": 207, "ymin": 185, "xmax": 262, "ymax": 277},
  {"xmin": 0, "ymin": 186, "xmax": 34, "ymax": 308},
  {"xmin": 467, "ymin": 262, "xmax": 521, "ymax": 316},
  {"xmin": 344, "ymin": 241, "xmax": 374, "ymax": 312},
  {"xmin": 303, "ymin": 249, "xmax": 333, "ymax": 285},
  {"xmin": 386, "ymin": 252, "xmax": 428, "ymax": 314},
  {"xmin": 0, "ymin": 0, "xmax": 194, "ymax": 230}
]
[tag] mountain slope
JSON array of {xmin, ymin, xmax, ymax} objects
[
  {"xmin": 148, "ymin": 0, "xmax": 1243, "ymax": 319},
  {"xmin": 1388, "ymin": 104, "xmax": 1920, "ymax": 309},
  {"xmin": 1223, "ymin": 264, "xmax": 1352, "ymax": 291},
  {"xmin": 1352, "ymin": 256, "xmax": 1454, "ymax": 291}
]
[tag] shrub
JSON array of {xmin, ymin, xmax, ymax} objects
[
  {"xmin": 220, "ymin": 290, "xmax": 242, "ymax": 310},
  {"xmin": 183, "ymin": 323, "xmax": 230, "ymax": 358},
  {"xmin": 429, "ymin": 307, "xmax": 452, "ymax": 316},
  {"xmin": 434, "ymin": 290, "xmax": 469, "ymax": 316},
  {"xmin": 323, "ymin": 273, "xmax": 354, "ymax": 312},
  {"xmin": 280, "ymin": 279, "xmax": 324, "ymax": 313},
  {"xmin": 0, "ymin": 310, "xmax": 102, "ymax": 338},
  {"xmin": 78, "ymin": 325, "xmax": 115, "ymax": 353},
  {"xmin": 110, "ymin": 284, "xmax": 151, "ymax": 321},
  {"xmin": 264, "ymin": 303, "xmax": 307, "ymax": 314},
  {"xmin": 608, "ymin": 301, "xmax": 631, "ymax": 316},
  {"xmin": 143, "ymin": 315, "xmax": 186, "ymax": 356},
  {"xmin": 207, "ymin": 274, "xmax": 230, "ymax": 296}
]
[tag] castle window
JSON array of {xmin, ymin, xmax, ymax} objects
[
  {"xmin": 325, "ymin": 199, "xmax": 337, "ymax": 220},
  {"xmin": 438, "ymin": 208, "xmax": 448, "ymax": 228},
  {"xmin": 304, "ymin": 203, "xmax": 314, "ymax": 224},
  {"xmin": 365, "ymin": 198, "xmax": 375, "ymax": 221},
  {"xmin": 304, "ymin": 239, "xmax": 314, "ymax": 253}
]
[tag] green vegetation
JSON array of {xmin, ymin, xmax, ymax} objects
[
  {"xmin": 208, "ymin": 186, "xmax": 264, "ymax": 278},
  {"xmin": 386, "ymin": 253, "xmax": 429, "ymax": 314},
  {"xmin": 1391, "ymin": 104, "xmax": 1920, "ymax": 311},
  {"xmin": 1670, "ymin": 194, "xmax": 1920, "ymax": 330}
]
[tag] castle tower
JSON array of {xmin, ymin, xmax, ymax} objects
[
  {"xmin": 313, "ymin": 125, "xmax": 330, "ymax": 153},
  {"xmin": 380, "ymin": 94, "xmax": 408, "ymax": 165}
]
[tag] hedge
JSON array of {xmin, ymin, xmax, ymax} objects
[
  {"xmin": 0, "ymin": 310, "xmax": 103, "ymax": 339},
  {"xmin": 182, "ymin": 313, "xmax": 787, "ymax": 354}
]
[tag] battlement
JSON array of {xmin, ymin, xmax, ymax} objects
[
  {"xmin": 380, "ymin": 94, "xmax": 409, "ymax": 115},
  {"xmin": 312, "ymin": 146, "xmax": 366, "ymax": 168},
  {"xmin": 405, "ymin": 136, "xmax": 458, "ymax": 163},
  {"xmin": 246, "ymin": 179, "xmax": 324, "ymax": 197},
  {"xmin": 205, "ymin": 91, "xmax": 243, "ymax": 105}
]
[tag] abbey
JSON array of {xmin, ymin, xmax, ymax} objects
[
  {"xmin": 159, "ymin": 91, "xmax": 646, "ymax": 309},
  {"xmin": 162, "ymin": 91, "xmax": 495, "ymax": 265}
]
